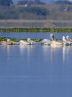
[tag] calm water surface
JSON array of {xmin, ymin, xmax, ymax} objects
[
  {"xmin": 0, "ymin": 32, "xmax": 72, "ymax": 39},
  {"xmin": 0, "ymin": 32, "xmax": 72, "ymax": 97}
]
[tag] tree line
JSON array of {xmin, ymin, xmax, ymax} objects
[{"xmin": 0, "ymin": 28, "xmax": 72, "ymax": 32}]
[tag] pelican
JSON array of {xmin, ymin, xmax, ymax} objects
[
  {"xmin": 19, "ymin": 38, "xmax": 35, "ymax": 46},
  {"xmin": 51, "ymin": 40, "xmax": 63, "ymax": 47},
  {"xmin": 19, "ymin": 40, "xmax": 30, "ymax": 45},
  {"xmin": 62, "ymin": 36, "xmax": 72, "ymax": 46},
  {"xmin": 27, "ymin": 38, "xmax": 35, "ymax": 45},
  {"xmin": 41, "ymin": 39, "xmax": 51, "ymax": 45},
  {"xmin": 1, "ymin": 39, "xmax": 15, "ymax": 45}
]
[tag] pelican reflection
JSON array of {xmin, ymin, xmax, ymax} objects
[
  {"xmin": 19, "ymin": 44, "xmax": 33, "ymax": 56},
  {"xmin": 50, "ymin": 47, "xmax": 56, "ymax": 64},
  {"xmin": 63, "ymin": 46, "xmax": 71, "ymax": 64},
  {"xmin": 42, "ymin": 45, "xmax": 50, "ymax": 56},
  {"xmin": 27, "ymin": 45, "xmax": 33, "ymax": 57}
]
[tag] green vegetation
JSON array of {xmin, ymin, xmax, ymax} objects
[
  {"xmin": 0, "ymin": 37, "xmax": 17, "ymax": 42},
  {"xmin": 0, "ymin": 37, "xmax": 42, "ymax": 42},
  {"xmin": 0, "ymin": 28, "xmax": 72, "ymax": 32},
  {"xmin": 0, "ymin": 37, "xmax": 7, "ymax": 41}
]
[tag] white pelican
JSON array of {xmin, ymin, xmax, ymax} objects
[
  {"xmin": 62, "ymin": 36, "xmax": 72, "ymax": 46},
  {"xmin": 27, "ymin": 38, "xmax": 35, "ymax": 45},
  {"xmin": 19, "ymin": 38, "xmax": 35, "ymax": 46},
  {"xmin": 41, "ymin": 39, "xmax": 51, "ymax": 45},
  {"xmin": 51, "ymin": 40, "xmax": 63, "ymax": 48}
]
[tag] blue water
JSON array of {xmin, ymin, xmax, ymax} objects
[
  {"xmin": 0, "ymin": 32, "xmax": 72, "ymax": 39},
  {"xmin": 0, "ymin": 32, "xmax": 72, "ymax": 97}
]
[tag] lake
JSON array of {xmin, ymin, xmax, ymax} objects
[
  {"xmin": 0, "ymin": 32, "xmax": 72, "ymax": 39},
  {"xmin": 0, "ymin": 32, "xmax": 72, "ymax": 97}
]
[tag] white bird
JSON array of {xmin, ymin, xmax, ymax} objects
[{"xmin": 41, "ymin": 39, "xmax": 51, "ymax": 45}]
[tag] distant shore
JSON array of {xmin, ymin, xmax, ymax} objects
[
  {"xmin": 0, "ymin": 37, "xmax": 42, "ymax": 43},
  {"xmin": 0, "ymin": 28, "xmax": 72, "ymax": 32}
]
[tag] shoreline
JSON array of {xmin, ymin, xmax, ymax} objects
[
  {"xmin": 0, "ymin": 28, "xmax": 72, "ymax": 32},
  {"xmin": 0, "ymin": 37, "xmax": 42, "ymax": 42}
]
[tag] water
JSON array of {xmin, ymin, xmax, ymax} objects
[
  {"xmin": 0, "ymin": 32, "xmax": 72, "ymax": 39},
  {"xmin": 0, "ymin": 32, "xmax": 72, "ymax": 97}
]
